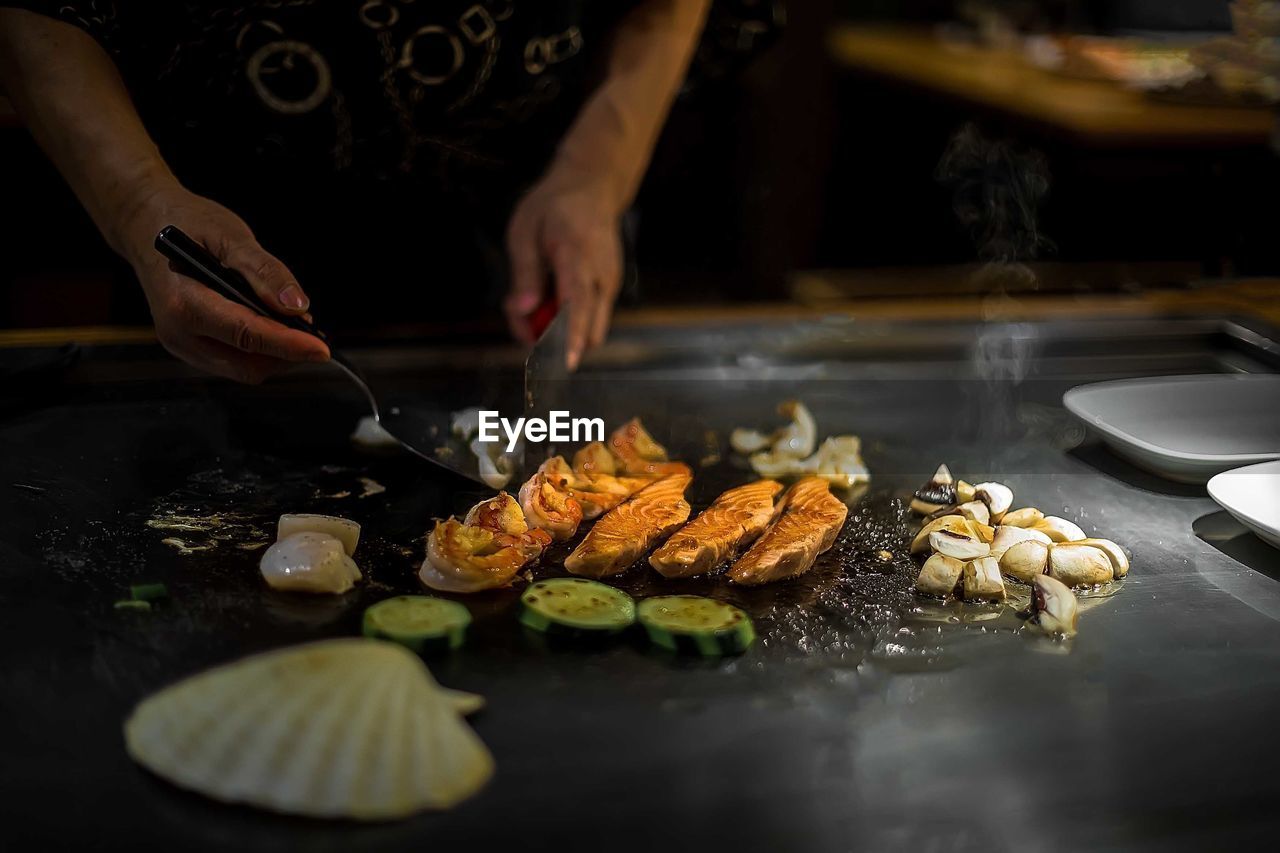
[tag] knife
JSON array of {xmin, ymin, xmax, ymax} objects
[{"xmin": 523, "ymin": 308, "xmax": 570, "ymax": 474}]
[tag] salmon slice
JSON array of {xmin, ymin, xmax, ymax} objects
[
  {"xmin": 728, "ymin": 477, "xmax": 848, "ymax": 586},
  {"xmin": 649, "ymin": 480, "xmax": 784, "ymax": 578},
  {"xmin": 607, "ymin": 419, "xmax": 692, "ymax": 479},
  {"xmin": 564, "ymin": 473, "xmax": 693, "ymax": 578}
]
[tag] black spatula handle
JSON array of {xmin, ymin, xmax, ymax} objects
[{"xmin": 154, "ymin": 225, "xmax": 328, "ymax": 342}]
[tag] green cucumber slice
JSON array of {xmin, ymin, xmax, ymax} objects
[
  {"xmin": 520, "ymin": 578, "xmax": 636, "ymax": 635},
  {"xmin": 637, "ymin": 595, "xmax": 755, "ymax": 656},
  {"xmin": 362, "ymin": 596, "xmax": 471, "ymax": 653}
]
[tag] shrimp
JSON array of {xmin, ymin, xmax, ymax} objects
[
  {"xmin": 568, "ymin": 442, "xmax": 651, "ymax": 518},
  {"xmin": 607, "ymin": 418, "xmax": 692, "ymax": 479},
  {"xmin": 573, "ymin": 441, "xmax": 620, "ymax": 479},
  {"xmin": 420, "ymin": 493, "xmax": 551, "ymax": 593},
  {"xmin": 518, "ymin": 459, "xmax": 584, "ymax": 541}
]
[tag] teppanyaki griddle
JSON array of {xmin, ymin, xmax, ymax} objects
[{"xmin": 2, "ymin": 313, "xmax": 1280, "ymax": 851}]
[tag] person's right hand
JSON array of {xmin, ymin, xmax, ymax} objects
[{"xmin": 116, "ymin": 184, "xmax": 330, "ymax": 383}]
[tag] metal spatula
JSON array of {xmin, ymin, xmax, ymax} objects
[{"xmin": 154, "ymin": 225, "xmax": 488, "ymax": 485}]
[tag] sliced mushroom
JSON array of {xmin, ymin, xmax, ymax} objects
[
  {"xmin": 999, "ymin": 539, "xmax": 1050, "ymax": 584},
  {"xmin": 1048, "ymin": 543, "xmax": 1114, "ymax": 587},
  {"xmin": 915, "ymin": 553, "xmax": 964, "ymax": 597},
  {"xmin": 955, "ymin": 500, "xmax": 991, "ymax": 526},
  {"xmin": 929, "ymin": 528, "xmax": 991, "ymax": 561},
  {"xmin": 956, "ymin": 480, "xmax": 977, "ymax": 504},
  {"xmin": 1034, "ymin": 516, "xmax": 1087, "ymax": 543},
  {"xmin": 971, "ymin": 521, "xmax": 996, "ymax": 544},
  {"xmin": 1029, "ymin": 574, "xmax": 1078, "ymax": 637},
  {"xmin": 910, "ymin": 463, "xmax": 958, "ymax": 516},
  {"xmin": 973, "ymin": 482, "xmax": 1014, "ymax": 523},
  {"xmin": 910, "ymin": 514, "xmax": 972, "ymax": 555},
  {"xmin": 1000, "ymin": 507, "xmax": 1044, "ymax": 529},
  {"xmin": 962, "ymin": 556, "xmax": 1006, "ymax": 601},
  {"xmin": 1076, "ymin": 538, "xmax": 1129, "ymax": 578},
  {"xmin": 990, "ymin": 525, "xmax": 1053, "ymax": 559}
]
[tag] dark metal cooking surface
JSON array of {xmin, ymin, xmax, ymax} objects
[{"xmin": 3, "ymin": 315, "xmax": 1280, "ymax": 851}]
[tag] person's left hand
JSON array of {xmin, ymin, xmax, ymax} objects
[{"xmin": 504, "ymin": 168, "xmax": 623, "ymax": 370}]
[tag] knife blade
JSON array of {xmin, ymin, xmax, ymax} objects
[{"xmin": 523, "ymin": 309, "xmax": 570, "ymax": 474}]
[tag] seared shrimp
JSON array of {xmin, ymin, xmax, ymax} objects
[
  {"xmin": 463, "ymin": 491, "xmax": 528, "ymax": 531},
  {"xmin": 607, "ymin": 418, "xmax": 692, "ymax": 479},
  {"xmin": 420, "ymin": 493, "xmax": 551, "ymax": 593},
  {"xmin": 573, "ymin": 442, "xmax": 620, "ymax": 478},
  {"xmin": 518, "ymin": 459, "xmax": 584, "ymax": 540},
  {"xmin": 568, "ymin": 442, "xmax": 650, "ymax": 518}
]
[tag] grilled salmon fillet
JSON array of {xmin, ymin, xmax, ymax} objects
[
  {"xmin": 564, "ymin": 473, "xmax": 692, "ymax": 578},
  {"xmin": 728, "ymin": 477, "xmax": 848, "ymax": 585},
  {"xmin": 649, "ymin": 480, "xmax": 783, "ymax": 578}
]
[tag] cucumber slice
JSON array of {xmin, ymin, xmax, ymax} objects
[
  {"xmin": 362, "ymin": 596, "xmax": 471, "ymax": 653},
  {"xmin": 637, "ymin": 595, "xmax": 755, "ymax": 656},
  {"xmin": 519, "ymin": 578, "xmax": 636, "ymax": 635}
]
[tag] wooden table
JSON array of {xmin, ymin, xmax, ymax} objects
[{"xmin": 829, "ymin": 26, "xmax": 1275, "ymax": 148}]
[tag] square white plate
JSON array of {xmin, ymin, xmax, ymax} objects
[
  {"xmin": 1063, "ymin": 374, "xmax": 1280, "ymax": 483},
  {"xmin": 1208, "ymin": 461, "xmax": 1280, "ymax": 550}
]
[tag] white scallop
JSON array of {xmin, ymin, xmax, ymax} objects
[
  {"xmin": 123, "ymin": 639, "xmax": 493, "ymax": 820},
  {"xmin": 277, "ymin": 514, "xmax": 361, "ymax": 555},
  {"xmin": 260, "ymin": 532, "xmax": 361, "ymax": 594}
]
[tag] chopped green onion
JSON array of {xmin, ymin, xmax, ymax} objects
[
  {"xmin": 130, "ymin": 583, "xmax": 168, "ymax": 602},
  {"xmin": 114, "ymin": 600, "xmax": 152, "ymax": 612}
]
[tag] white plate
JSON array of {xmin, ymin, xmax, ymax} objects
[
  {"xmin": 1063, "ymin": 374, "xmax": 1280, "ymax": 483},
  {"xmin": 1208, "ymin": 461, "xmax": 1280, "ymax": 550}
]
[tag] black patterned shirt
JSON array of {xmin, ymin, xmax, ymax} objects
[{"xmin": 4, "ymin": 0, "xmax": 631, "ymax": 193}]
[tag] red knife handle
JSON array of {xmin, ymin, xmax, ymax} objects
[{"xmin": 529, "ymin": 297, "xmax": 560, "ymax": 339}]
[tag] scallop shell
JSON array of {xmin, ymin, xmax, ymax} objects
[{"xmin": 124, "ymin": 639, "xmax": 493, "ymax": 820}]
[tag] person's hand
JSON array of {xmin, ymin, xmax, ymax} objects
[
  {"xmin": 116, "ymin": 183, "xmax": 330, "ymax": 383},
  {"xmin": 504, "ymin": 167, "xmax": 623, "ymax": 370}
]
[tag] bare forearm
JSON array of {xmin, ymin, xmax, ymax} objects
[
  {"xmin": 0, "ymin": 9, "xmax": 177, "ymax": 263},
  {"xmin": 551, "ymin": 0, "xmax": 710, "ymax": 214}
]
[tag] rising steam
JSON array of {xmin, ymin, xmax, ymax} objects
[
  {"xmin": 936, "ymin": 124, "xmax": 1054, "ymax": 450},
  {"xmin": 936, "ymin": 123, "xmax": 1052, "ymax": 265}
]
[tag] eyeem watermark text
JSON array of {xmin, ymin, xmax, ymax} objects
[{"xmin": 478, "ymin": 411, "xmax": 604, "ymax": 452}]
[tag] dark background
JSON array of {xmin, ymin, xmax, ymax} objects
[{"xmin": 3, "ymin": 0, "xmax": 1276, "ymax": 332}]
